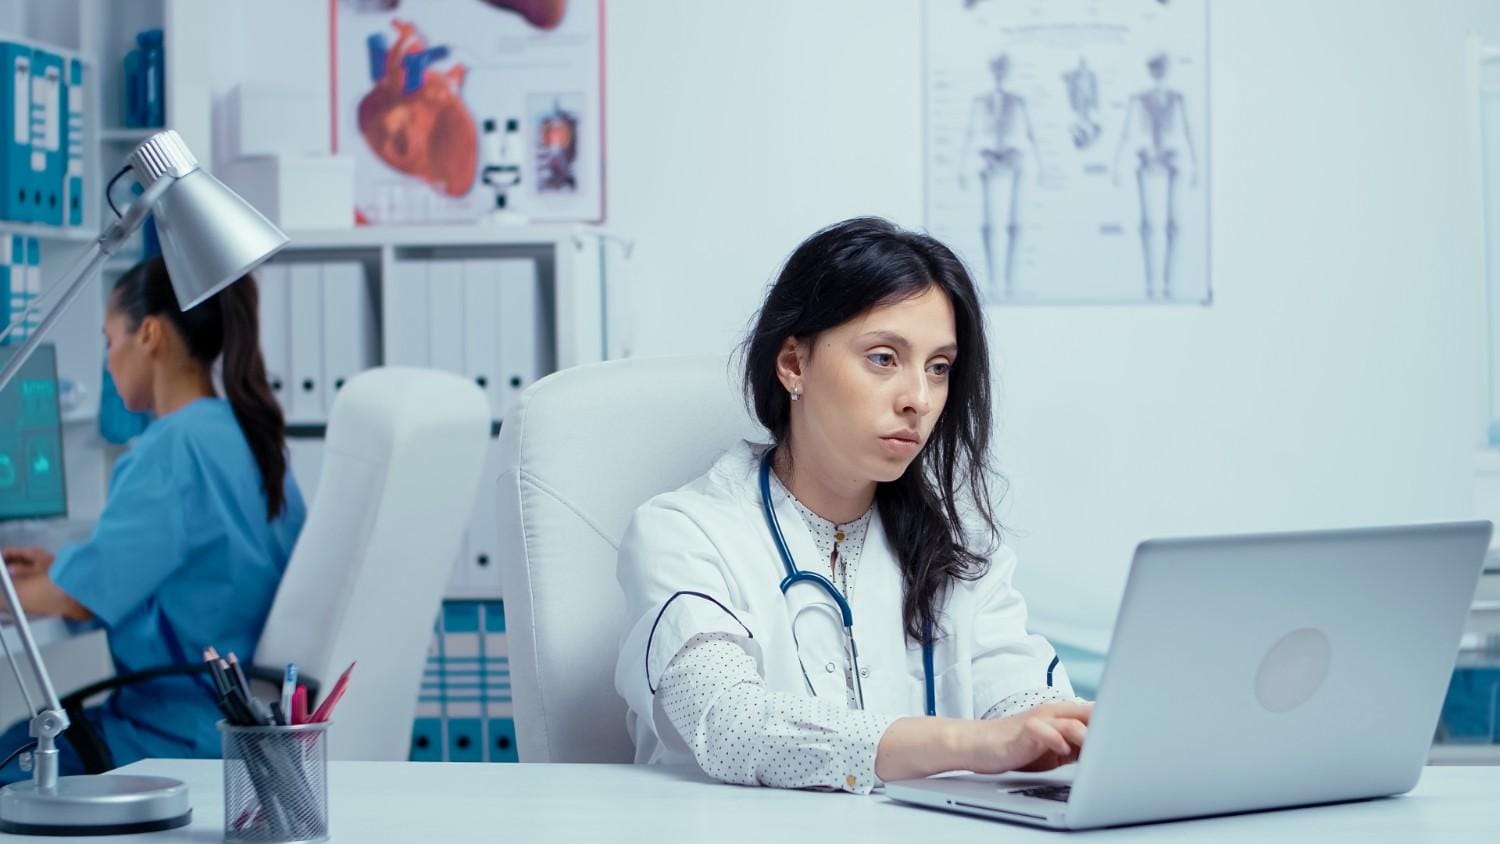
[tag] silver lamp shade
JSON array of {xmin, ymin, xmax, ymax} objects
[{"xmin": 128, "ymin": 130, "xmax": 289, "ymax": 310}]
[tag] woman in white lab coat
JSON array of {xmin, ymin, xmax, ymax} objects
[{"xmin": 614, "ymin": 218, "xmax": 1089, "ymax": 794}]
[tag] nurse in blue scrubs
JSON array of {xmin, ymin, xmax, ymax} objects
[{"xmin": 0, "ymin": 255, "xmax": 306, "ymax": 781}]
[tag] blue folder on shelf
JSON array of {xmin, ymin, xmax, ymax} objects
[
  {"xmin": 29, "ymin": 47, "xmax": 64, "ymax": 226},
  {"xmin": 18, "ymin": 236, "xmax": 38, "ymax": 340},
  {"xmin": 0, "ymin": 235, "xmax": 11, "ymax": 341},
  {"xmin": 0, "ymin": 42, "xmax": 32, "ymax": 223},
  {"xmin": 63, "ymin": 58, "xmax": 83, "ymax": 227},
  {"xmin": 0, "ymin": 235, "xmax": 31, "ymax": 345}
]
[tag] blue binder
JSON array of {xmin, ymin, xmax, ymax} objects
[
  {"xmin": 63, "ymin": 58, "xmax": 83, "ymax": 227},
  {"xmin": 0, "ymin": 43, "xmax": 31, "ymax": 223},
  {"xmin": 0, "ymin": 234, "xmax": 11, "ymax": 343},
  {"xmin": 22, "ymin": 236, "xmax": 37, "ymax": 338},
  {"xmin": 2, "ymin": 236, "xmax": 24, "ymax": 344},
  {"xmin": 29, "ymin": 48, "xmax": 64, "ymax": 226}
]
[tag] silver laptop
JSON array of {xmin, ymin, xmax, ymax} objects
[{"xmin": 886, "ymin": 521, "xmax": 1492, "ymax": 830}]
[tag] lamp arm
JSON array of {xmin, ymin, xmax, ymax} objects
[{"xmin": 0, "ymin": 172, "xmax": 174, "ymax": 792}]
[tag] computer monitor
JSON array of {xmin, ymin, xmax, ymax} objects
[{"xmin": 0, "ymin": 343, "xmax": 65, "ymax": 521}]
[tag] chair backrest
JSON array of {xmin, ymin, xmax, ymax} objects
[
  {"xmin": 257, "ymin": 367, "xmax": 491, "ymax": 761},
  {"xmin": 496, "ymin": 354, "xmax": 760, "ymax": 762}
]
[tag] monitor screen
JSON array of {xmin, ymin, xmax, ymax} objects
[{"xmin": 0, "ymin": 343, "xmax": 65, "ymax": 521}]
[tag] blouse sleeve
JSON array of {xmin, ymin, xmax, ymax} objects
[{"xmin": 656, "ymin": 631, "xmax": 899, "ymax": 794}]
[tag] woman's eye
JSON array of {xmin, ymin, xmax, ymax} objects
[
  {"xmin": 928, "ymin": 362, "xmax": 951, "ymax": 377},
  {"xmin": 868, "ymin": 352, "xmax": 896, "ymax": 367}
]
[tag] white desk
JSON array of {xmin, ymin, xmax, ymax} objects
[{"xmin": 14, "ymin": 761, "xmax": 1498, "ymax": 842}]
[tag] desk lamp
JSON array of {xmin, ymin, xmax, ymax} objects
[{"xmin": 0, "ymin": 129, "xmax": 287, "ymax": 835}]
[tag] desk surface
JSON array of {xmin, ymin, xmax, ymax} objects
[{"xmin": 9, "ymin": 761, "xmax": 1497, "ymax": 842}]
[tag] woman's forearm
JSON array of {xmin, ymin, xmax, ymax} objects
[
  {"xmin": 873, "ymin": 716, "xmax": 972, "ymax": 782},
  {"xmin": 15, "ymin": 576, "xmax": 93, "ymax": 622}
]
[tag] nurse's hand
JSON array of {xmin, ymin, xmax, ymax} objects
[
  {"xmin": 966, "ymin": 701, "xmax": 1091, "ymax": 774},
  {"xmin": 2, "ymin": 547, "xmax": 54, "ymax": 580}
]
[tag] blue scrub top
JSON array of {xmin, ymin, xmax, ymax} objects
[{"xmin": 50, "ymin": 398, "xmax": 306, "ymax": 765}]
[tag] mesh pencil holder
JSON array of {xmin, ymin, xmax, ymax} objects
[{"xmin": 219, "ymin": 720, "xmax": 330, "ymax": 843}]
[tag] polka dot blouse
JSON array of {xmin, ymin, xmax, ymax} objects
[{"xmin": 654, "ymin": 479, "xmax": 1074, "ymax": 794}]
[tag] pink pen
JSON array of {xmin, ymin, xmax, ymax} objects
[{"xmin": 309, "ymin": 662, "xmax": 355, "ymax": 723}]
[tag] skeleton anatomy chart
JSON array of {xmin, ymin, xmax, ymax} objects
[{"xmin": 925, "ymin": 0, "xmax": 1209, "ymax": 304}]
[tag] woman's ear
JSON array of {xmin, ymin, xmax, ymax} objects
[
  {"xmin": 136, "ymin": 315, "xmax": 164, "ymax": 357},
  {"xmin": 775, "ymin": 337, "xmax": 805, "ymax": 395}
]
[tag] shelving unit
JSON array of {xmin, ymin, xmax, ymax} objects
[
  {"xmin": 0, "ymin": 221, "xmax": 95, "ymax": 243},
  {"xmin": 0, "ymin": 0, "xmax": 608, "ymax": 762},
  {"xmin": 268, "ymin": 225, "xmax": 601, "ymax": 602},
  {"xmin": 96, "ymin": 126, "xmax": 157, "ymax": 144},
  {"xmin": 279, "ymin": 226, "xmax": 602, "ymax": 375}
]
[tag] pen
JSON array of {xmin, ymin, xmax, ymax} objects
[
  {"xmin": 220, "ymin": 690, "xmax": 256, "ymax": 726},
  {"xmin": 226, "ymin": 653, "xmax": 252, "ymax": 696},
  {"xmin": 203, "ymin": 649, "xmax": 229, "ymax": 696},
  {"xmin": 220, "ymin": 659, "xmax": 271, "ymax": 726},
  {"xmin": 291, "ymin": 685, "xmax": 308, "ymax": 726},
  {"xmin": 226, "ymin": 653, "xmax": 274, "ymax": 724},
  {"xmin": 309, "ymin": 662, "xmax": 355, "ymax": 723},
  {"xmin": 280, "ymin": 663, "xmax": 296, "ymax": 726}
]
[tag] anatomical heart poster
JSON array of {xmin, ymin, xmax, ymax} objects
[{"xmin": 332, "ymin": 0, "xmax": 604, "ymax": 225}]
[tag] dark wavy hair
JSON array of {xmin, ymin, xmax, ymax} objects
[
  {"xmin": 741, "ymin": 217, "xmax": 1000, "ymax": 642},
  {"xmin": 111, "ymin": 255, "xmax": 289, "ymax": 521}
]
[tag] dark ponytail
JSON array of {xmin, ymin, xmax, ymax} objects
[
  {"xmin": 741, "ymin": 217, "xmax": 1000, "ymax": 643},
  {"xmin": 110, "ymin": 255, "xmax": 289, "ymax": 520}
]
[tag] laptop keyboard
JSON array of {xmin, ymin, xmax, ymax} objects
[{"xmin": 1010, "ymin": 785, "xmax": 1071, "ymax": 802}]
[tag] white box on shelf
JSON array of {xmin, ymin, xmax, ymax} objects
[
  {"xmin": 221, "ymin": 154, "xmax": 354, "ymax": 230},
  {"xmin": 226, "ymin": 84, "xmax": 326, "ymax": 159}
]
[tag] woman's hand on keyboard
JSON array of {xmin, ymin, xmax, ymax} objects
[
  {"xmin": 966, "ymin": 701, "xmax": 1091, "ymax": 774},
  {"xmin": 2, "ymin": 546, "xmax": 55, "ymax": 580}
]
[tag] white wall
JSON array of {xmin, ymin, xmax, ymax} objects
[
  {"xmin": 605, "ymin": 2, "xmax": 926, "ymax": 355},
  {"xmin": 184, "ymin": 0, "xmax": 1489, "ymax": 652},
  {"xmin": 997, "ymin": 0, "xmax": 1487, "ymax": 649},
  {"xmin": 603, "ymin": 1, "xmax": 1488, "ymax": 650}
]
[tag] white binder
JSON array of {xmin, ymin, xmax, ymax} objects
[
  {"xmin": 255, "ymin": 263, "xmax": 291, "ymax": 415},
  {"xmin": 286, "ymin": 262, "xmax": 325, "ymax": 423},
  {"xmin": 387, "ymin": 259, "xmax": 430, "ymax": 366},
  {"xmin": 448, "ymin": 435, "xmax": 502, "ymax": 599},
  {"xmin": 496, "ymin": 259, "xmax": 541, "ymax": 420},
  {"xmin": 320, "ymin": 261, "xmax": 376, "ymax": 416},
  {"xmin": 461, "ymin": 259, "xmax": 502, "ymax": 418},
  {"xmin": 426, "ymin": 260, "xmax": 465, "ymax": 375}
]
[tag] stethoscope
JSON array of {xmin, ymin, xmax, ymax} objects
[{"xmin": 759, "ymin": 449, "xmax": 937, "ymax": 717}]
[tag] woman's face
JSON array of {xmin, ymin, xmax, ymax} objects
[
  {"xmin": 780, "ymin": 284, "xmax": 958, "ymax": 484},
  {"xmin": 104, "ymin": 306, "xmax": 156, "ymax": 413}
]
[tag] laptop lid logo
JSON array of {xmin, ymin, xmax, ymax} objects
[{"xmin": 1255, "ymin": 628, "xmax": 1331, "ymax": 713}]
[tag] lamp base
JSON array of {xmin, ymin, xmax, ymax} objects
[{"xmin": 0, "ymin": 774, "xmax": 191, "ymax": 836}]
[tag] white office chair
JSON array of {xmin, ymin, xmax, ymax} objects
[
  {"xmin": 496, "ymin": 354, "xmax": 761, "ymax": 762},
  {"xmin": 255, "ymin": 367, "xmax": 491, "ymax": 761}
]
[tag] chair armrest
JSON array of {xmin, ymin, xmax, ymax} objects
[
  {"xmin": 59, "ymin": 663, "xmax": 321, "ymax": 711},
  {"xmin": 56, "ymin": 663, "xmax": 323, "ymax": 775},
  {"xmin": 59, "ymin": 662, "xmax": 214, "ymax": 711}
]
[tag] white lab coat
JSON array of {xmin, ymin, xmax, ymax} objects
[{"xmin": 614, "ymin": 440, "xmax": 1071, "ymax": 766}]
